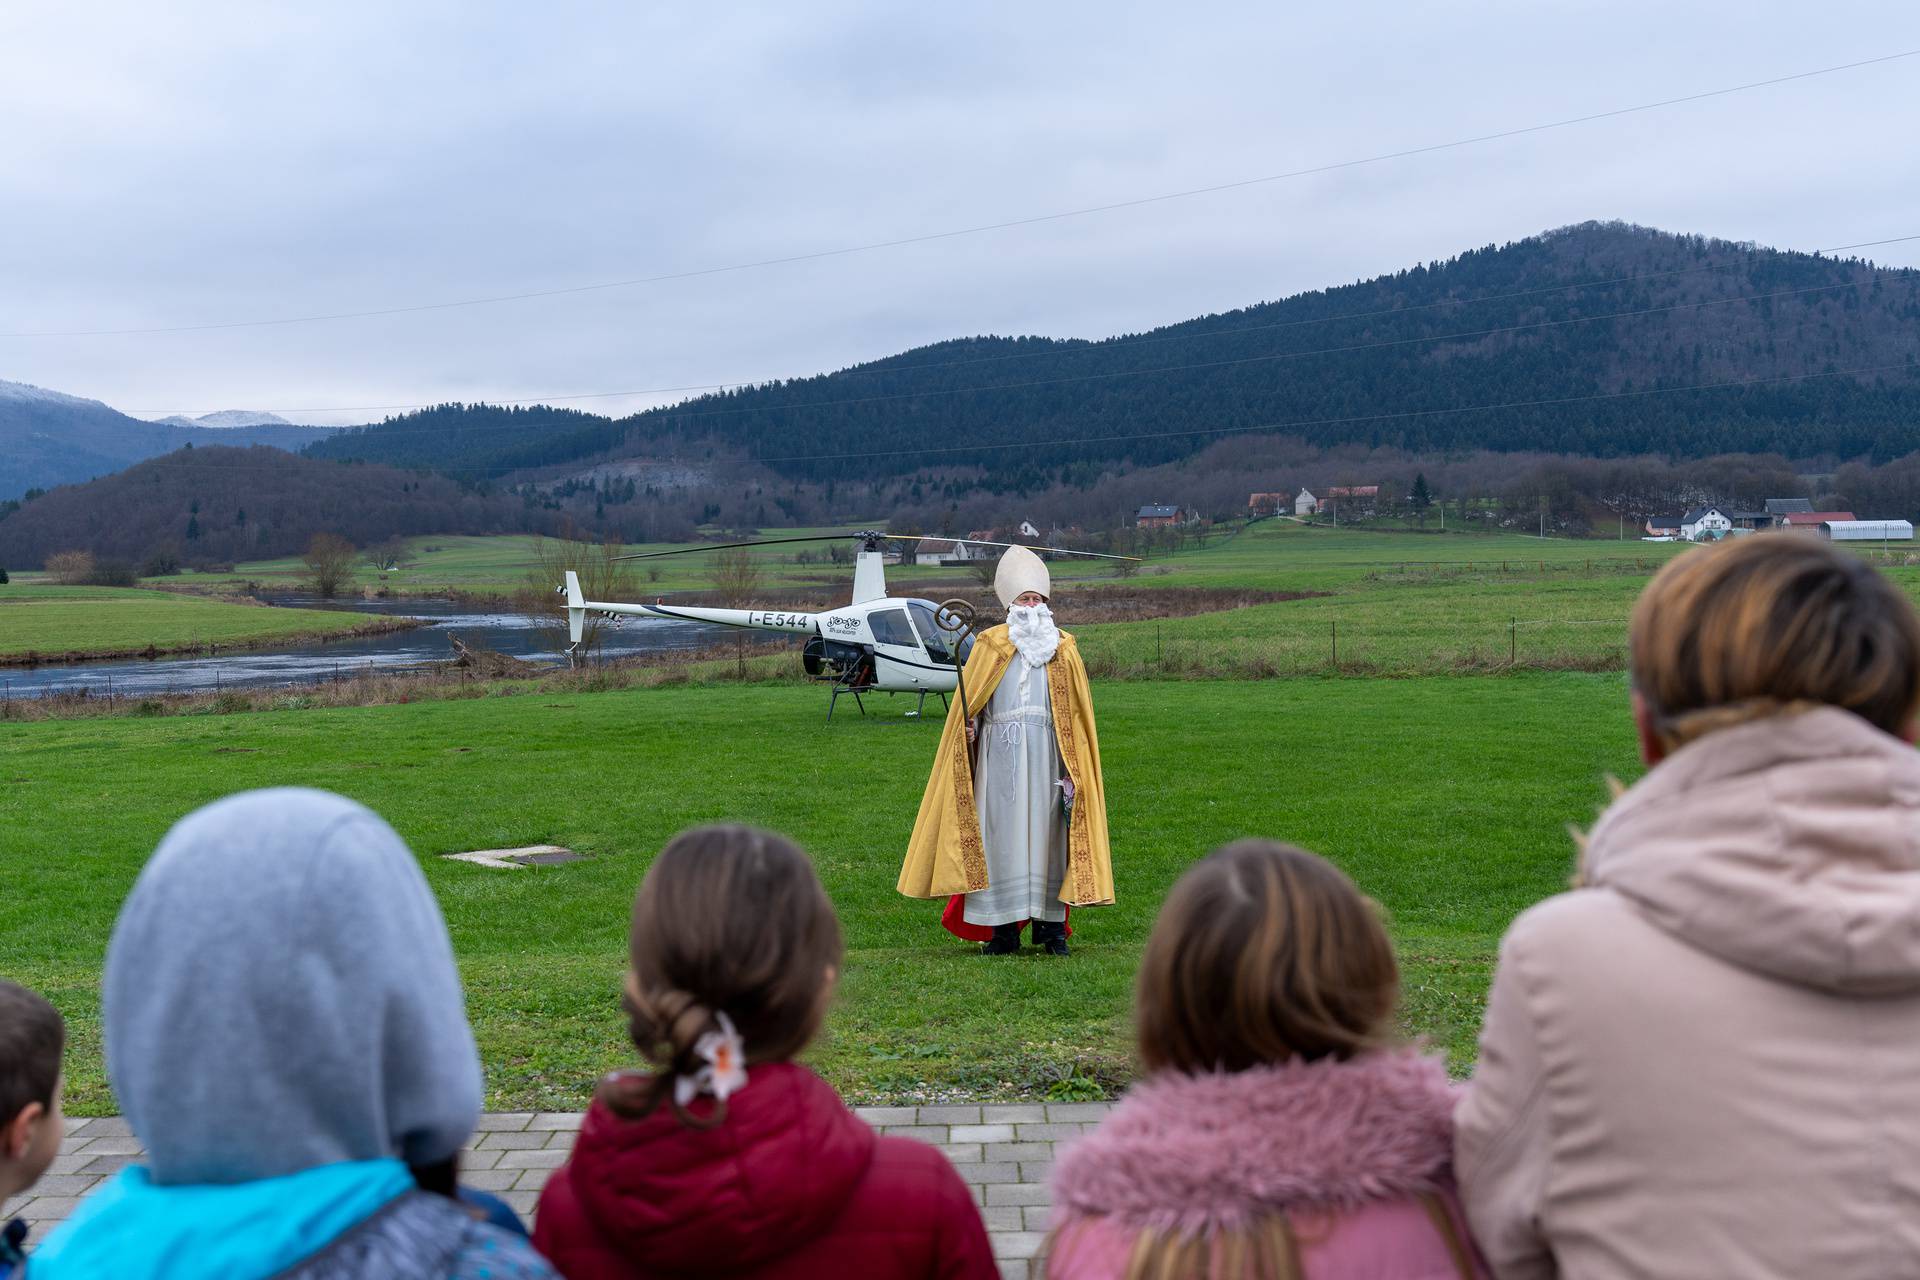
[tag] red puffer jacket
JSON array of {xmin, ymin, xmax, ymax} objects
[{"xmin": 534, "ymin": 1063, "xmax": 997, "ymax": 1280}]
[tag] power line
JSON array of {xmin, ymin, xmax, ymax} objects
[
  {"xmin": 197, "ymin": 268, "xmax": 1913, "ymax": 440},
  {"xmin": 123, "ymin": 231, "xmax": 1920, "ymax": 418},
  {"xmin": 11, "ymin": 47, "xmax": 1918, "ymax": 342},
  {"xmin": 114, "ymin": 356, "xmax": 1920, "ymax": 474}
]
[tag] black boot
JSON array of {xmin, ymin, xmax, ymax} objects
[
  {"xmin": 1033, "ymin": 920, "xmax": 1070, "ymax": 956},
  {"xmin": 981, "ymin": 923, "xmax": 1022, "ymax": 956}
]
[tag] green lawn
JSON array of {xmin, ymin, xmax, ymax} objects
[
  {"xmin": 0, "ymin": 585, "xmax": 396, "ymax": 662},
  {"xmin": 0, "ymin": 674, "xmax": 1637, "ymax": 1113}
]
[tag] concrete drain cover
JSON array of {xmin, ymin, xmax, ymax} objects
[{"xmin": 441, "ymin": 845, "xmax": 583, "ymax": 870}]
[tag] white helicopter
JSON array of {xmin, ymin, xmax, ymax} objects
[{"xmin": 560, "ymin": 530, "xmax": 1131, "ymax": 719}]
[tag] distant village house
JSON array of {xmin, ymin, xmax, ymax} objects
[
  {"xmin": 1136, "ymin": 504, "xmax": 1185, "ymax": 529},
  {"xmin": 1295, "ymin": 490, "xmax": 1318, "ymax": 516},
  {"xmin": 1680, "ymin": 506, "xmax": 1733, "ymax": 541},
  {"xmin": 1248, "ymin": 492, "xmax": 1291, "ymax": 517},
  {"xmin": 1778, "ymin": 510, "xmax": 1858, "ymax": 532}
]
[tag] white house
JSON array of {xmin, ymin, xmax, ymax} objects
[
  {"xmin": 1295, "ymin": 490, "xmax": 1319, "ymax": 516},
  {"xmin": 1680, "ymin": 506, "xmax": 1733, "ymax": 541}
]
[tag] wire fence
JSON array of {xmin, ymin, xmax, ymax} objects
[{"xmin": 1077, "ymin": 618, "xmax": 1630, "ymax": 679}]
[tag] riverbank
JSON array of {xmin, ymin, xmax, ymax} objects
[{"xmin": 0, "ymin": 585, "xmax": 422, "ymax": 666}]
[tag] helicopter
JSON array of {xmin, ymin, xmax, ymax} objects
[{"xmin": 559, "ymin": 530, "xmax": 1132, "ymax": 719}]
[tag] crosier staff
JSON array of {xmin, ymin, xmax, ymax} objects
[{"xmin": 934, "ymin": 597, "xmax": 978, "ymax": 732}]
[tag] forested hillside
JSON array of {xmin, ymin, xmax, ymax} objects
[
  {"xmin": 0, "ymin": 446, "xmax": 570, "ymax": 569},
  {"xmin": 307, "ymin": 222, "xmax": 1920, "ymax": 484},
  {"xmin": 0, "ymin": 380, "xmax": 340, "ymax": 499}
]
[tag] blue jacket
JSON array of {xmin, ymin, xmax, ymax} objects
[{"xmin": 30, "ymin": 1159, "xmax": 554, "ymax": 1280}]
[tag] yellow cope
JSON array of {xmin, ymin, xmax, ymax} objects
[{"xmin": 897, "ymin": 625, "xmax": 1115, "ymax": 907}]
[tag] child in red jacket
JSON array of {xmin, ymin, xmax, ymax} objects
[{"xmin": 535, "ymin": 825, "xmax": 997, "ymax": 1280}]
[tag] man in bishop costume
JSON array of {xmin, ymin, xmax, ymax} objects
[{"xmin": 898, "ymin": 545, "xmax": 1114, "ymax": 955}]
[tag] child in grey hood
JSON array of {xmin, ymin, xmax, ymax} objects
[{"xmin": 31, "ymin": 787, "xmax": 557, "ymax": 1280}]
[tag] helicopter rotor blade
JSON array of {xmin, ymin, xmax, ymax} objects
[
  {"xmin": 870, "ymin": 533, "xmax": 1141, "ymax": 562},
  {"xmin": 609, "ymin": 533, "xmax": 870, "ymax": 562}
]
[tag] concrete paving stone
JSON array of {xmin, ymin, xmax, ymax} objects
[
  {"xmin": 950, "ymin": 1124, "xmax": 1016, "ymax": 1144},
  {"xmin": 984, "ymin": 1183, "xmax": 1053, "ymax": 1207},
  {"xmin": 879, "ymin": 1125, "xmax": 949, "ymax": 1144},
  {"xmin": 20, "ymin": 1195, "xmax": 84, "ymax": 1220},
  {"xmin": 68, "ymin": 1136, "xmax": 143, "ymax": 1157},
  {"xmin": 1012, "ymin": 1123, "xmax": 1085, "ymax": 1141},
  {"xmin": 0, "ymin": 1195, "xmax": 25, "ymax": 1218},
  {"xmin": 461, "ymin": 1169, "xmax": 521, "ymax": 1192},
  {"xmin": 1022, "ymin": 1205, "xmax": 1055, "ymax": 1232},
  {"xmin": 497, "ymin": 1149, "xmax": 569, "ymax": 1170},
  {"xmin": 476, "ymin": 1131, "xmax": 550, "ymax": 1150},
  {"xmin": 474, "ymin": 1112, "xmax": 535, "ymax": 1131},
  {"xmin": 991, "ymin": 1231, "xmax": 1047, "ymax": 1260},
  {"xmin": 501, "ymin": 1191, "xmax": 539, "ymax": 1216},
  {"xmin": 968, "ymin": 1185, "xmax": 986, "ymax": 1206},
  {"xmin": 75, "ymin": 1155, "xmax": 135, "ymax": 1177},
  {"xmin": 915, "ymin": 1105, "xmax": 983, "ymax": 1124},
  {"xmin": 20, "ymin": 1175, "xmax": 97, "ymax": 1199},
  {"xmin": 44, "ymin": 1155, "xmax": 93, "ymax": 1177},
  {"xmin": 981, "ymin": 1207, "xmax": 1024, "ymax": 1231},
  {"xmin": 513, "ymin": 1167, "xmax": 554, "ymax": 1192},
  {"xmin": 1018, "ymin": 1161, "xmax": 1054, "ymax": 1183},
  {"xmin": 543, "ymin": 1131, "xmax": 577, "ymax": 1152},
  {"xmin": 530, "ymin": 1113, "xmax": 584, "ymax": 1131},
  {"xmin": 979, "ymin": 1105, "xmax": 1048, "ymax": 1124},
  {"xmin": 462, "ymin": 1149, "xmax": 503, "ymax": 1170},
  {"xmin": 853, "ymin": 1106, "xmax": 919, "ymax": 1125},
  {"xmin": 940, "ymin": 1143, "xmax": 982, "ymax": 1165},
  {"xmin": 1042, "ymin": 1103, "xmax": 1111, "ymax": 1122},
  {"xmin": 948, "ymin": 1161, "xmax": 1021, "ymax": 1185},
  {"xmin": 995, "ymin": 1263, "xmax": 1033, "ymax": 1280},
  {"xmin": 984, "ymin": 1142, "xmax": 1054, "ymax": 1163},
  {"xmin": 82, "ymin": 1117, "xmax": 134, "ymax": 1138}
]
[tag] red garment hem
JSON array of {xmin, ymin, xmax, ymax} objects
[{"xmin": 941, "ymin": 894, "xmax": 1072, "ymax": 942}]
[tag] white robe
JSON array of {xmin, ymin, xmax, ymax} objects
[{"xmin": 963, "ymin": 656, "xmax": 1069, "ymax": 926}]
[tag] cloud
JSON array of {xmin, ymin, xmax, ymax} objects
[{"xmin": 1, "ymin": 0, "xmax": 1915, "ymax": 424}]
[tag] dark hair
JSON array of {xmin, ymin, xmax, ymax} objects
[
  {"xmin": 1135, "ymin": 840, "xmax": 1398, "ymax": 1075},
  {"xmin": 0, "ymin": 981, "xmax": 65, "ymax": 1124},
  {"xmin": 1631, "ymin": 536, "xmax": 1920, "ymax": 749},
  {"xmin": 602, "ymin": 825, "xmax": 844, "ymax": 1126}
]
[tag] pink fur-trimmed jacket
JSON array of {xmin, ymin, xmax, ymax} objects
[{"xmin": 1048, "ymin": 1051, "xmax": 1487, "ymax": 1278}]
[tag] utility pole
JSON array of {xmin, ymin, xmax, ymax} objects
[{"xmin": 1539, "ymin": 496, "xmax": 1547, "ymax": 540}]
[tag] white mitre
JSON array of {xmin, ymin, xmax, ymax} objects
[{"xmin": 994, "ymin": 544, "xmax": 1051, "ymax": 608}]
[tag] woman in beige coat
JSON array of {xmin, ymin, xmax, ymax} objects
[{"xmin": 1456, "ymin": 535, "xmax": 1920, "ymax": 1280}]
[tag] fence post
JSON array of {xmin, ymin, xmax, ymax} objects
[
  {"xmin": 1510, "ymin": 617, "xmax": 1517, "ymax": 665},
  {"xmin": 1331, "ymin": 621, "xmax": 1338, "ymax": 669},
  {"xmin": 1156, "ymin": 624, "xmax": 1163, "ymax": 668}
]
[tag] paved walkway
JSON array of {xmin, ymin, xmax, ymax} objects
[{"xmin": 9, "ymin": 1103, "xmax": 1112, "ymax": 1280}]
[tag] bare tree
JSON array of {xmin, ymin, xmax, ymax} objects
[
  {"xmin": 301, "ymin": 534, "xmax": 358, "ymax": 598},
  {"xmin": 713, "ymin": 546, "xmax": 763, "ymax": 678},
  {"xmin": 45, "ymin": 549, "xmax": 95, "ymax": 585},
  {"xmin": 521, "ymin": 530, "xmax": 635, "ymax": 659}
]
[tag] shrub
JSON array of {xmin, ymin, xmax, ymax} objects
[
  {"xmin": 86, "ymin": 560, "xmax": 138, "ymax": 588},
  {"xmin": 45, "ymin": 549, "xmax": 95, "ymax": 585},
  {"xmin": 139, "ymin": 550, "xmax": 183, "ymax": 577}
]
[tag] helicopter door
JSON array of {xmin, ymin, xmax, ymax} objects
[{"xmin": 866, "ymin": 606, "xmax": 932, "ymax": 688}]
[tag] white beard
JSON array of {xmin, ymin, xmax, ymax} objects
[{"xmin": 1007, "ymin": 604, "xmax": 1060, "ymax": 668}]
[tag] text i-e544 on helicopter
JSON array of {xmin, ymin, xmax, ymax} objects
[{"xmin": 557, "ymin": 530, "xmax": 1133, "ymax": 720}]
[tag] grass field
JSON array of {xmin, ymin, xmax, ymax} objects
[
  {"xmin": 0, "ymin": 584, "xmax": 399, "ymax": 663},
  {"xmin": 0, "ymin": 673, "xmax": 1637, "ymax": 1114}
]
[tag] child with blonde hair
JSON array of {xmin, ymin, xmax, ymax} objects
[{"xmin": 1049, "ymin": 839, "xmax": 1485, "ymax": 1279}]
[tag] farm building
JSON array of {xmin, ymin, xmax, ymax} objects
[
  {"xmin": 915, "ymin": 537, "xmax": 991, "ymax": 565},
  {"xmin": 1765, "ymin": 498, "xmax": 1814, "ymax": 515},
  {"xmin": 1680, "ymin": 507, "xmax": 1732, "ymax": 540},
  {"xmin": 1137, "ymin": 504, "xmax": 1185, "ymax": 528},
  {"xmin": 1295, "ymin": 490, "xmax": 1319, "ymax": 516},
  {"xmin": 1823, "ymin": 520, "xmax": 1914, "ymax": 542},
  {"xmin": 1248, "ymin": 491, "xmax": 1291, "ymax": 516},
  {"xmin": 1778, "ymin": 510, "xmax": 1856, "ymax": 531},
  {"xmin": 1645, "ymin": 515, "xmax": 1683, "ymax": 537}
]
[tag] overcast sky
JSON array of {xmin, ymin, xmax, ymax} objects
[{"xmin": 2, "ymin": 1, "xmax": 1916, "ymax": 425}]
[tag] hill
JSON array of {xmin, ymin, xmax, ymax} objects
[
  {"xmin": 0, "ymin": 380, "xmax": 341, "ymax": 499},
  {"xmin": 308, "ymin": 222, "xmax": 1920, "ymax": 484},
  {"xmin": 0, "ymin": 445, "xmax": 568, "ymax": 569}
]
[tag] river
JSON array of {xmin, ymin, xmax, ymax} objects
[{"xmin": 0, "ymin": 593, "xmax": 739, "ymax": 698}]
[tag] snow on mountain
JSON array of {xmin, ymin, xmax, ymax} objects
[
  {"xmin": 0, "ymin": 378, "xmax": 110, "ymax": 410},
  {"xmin": 152, "ymin": 409, "xmax": 295, "ymax": 428}
]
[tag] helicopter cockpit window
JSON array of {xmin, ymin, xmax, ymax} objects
[
  {"xmin": 868, "ymin": 608, "xmax": 922, "ymax": 651},
  {"xmin": 908, "ymin": 602, "xmax": 954, "ymax": 663}
]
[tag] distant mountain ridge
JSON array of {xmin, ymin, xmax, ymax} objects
[
  {"xmin": 152, "ymin": 409, "xmax": 297, "ymax": 428},
  {"xmin": 0, "ymin": 380, "xmax": 342, "ymax": 499},
  {"xmin": 312, "ymin": 221, "xmax": 1920, "ymax": 483}
]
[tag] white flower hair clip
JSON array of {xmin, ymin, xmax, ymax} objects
[{"xmin": 673, "ymin": 1012, "xmax": 749, "ymax": 1107}]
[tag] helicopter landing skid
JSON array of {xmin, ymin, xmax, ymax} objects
[{"xmin": 826, "ymin": 681, "xmax": 868, "ymax": 722}]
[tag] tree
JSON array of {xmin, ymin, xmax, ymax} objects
[
  {"xmin": 45, "ymin": 549, "xmax": 95, "ymax": 585},
  {"xmin": 301, "ymin": 533, "xmax": 358, "ymax": 598},
  {"xmin": 364, "ymin": 537, "xmax": 416, "ymax": 572},
  {"xmin": 519, "ymin": 529, "xmax": 634, "ymax": 661},
  {"xmin": 713, "ymin": 546, "xmax": 764, "ymax": 679},
  {"xmin": 1411, "ymin": 473, "xmax": 1433, "ymax": 510}
]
